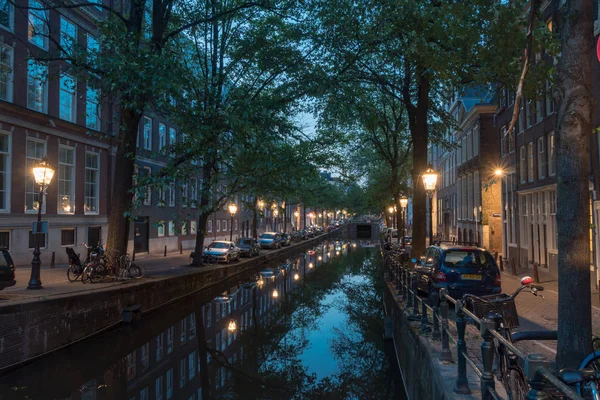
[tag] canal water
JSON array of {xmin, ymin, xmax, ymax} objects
[{"xmin": 0, "ymin": 238, "xmax": 404, "ymax": 400}]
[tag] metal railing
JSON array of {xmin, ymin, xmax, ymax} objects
[{"xmin": 385, "ymin": 258, "xmax": 584, "ymax": 400}]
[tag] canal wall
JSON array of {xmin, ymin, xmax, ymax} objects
[
  {"xmin": 383, "ymin": 283, "xmax": 482, "ymax": 400},
  {"xmin": 0, "ymin": 234, "xmax": 336, "ymax": 374}
]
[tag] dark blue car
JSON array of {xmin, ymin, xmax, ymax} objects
[{"xmin": 413, "ymin": 245, "xmax": 501, "ymax": 299}]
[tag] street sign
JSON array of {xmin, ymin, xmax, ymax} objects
[{"xmin": 32, "ymin": 221, "xmax": 48, "ymax": 234}]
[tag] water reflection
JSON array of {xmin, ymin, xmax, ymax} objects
[{"xmin": 0, "ymin": 239, "xmax": 399, "ymax": 400}]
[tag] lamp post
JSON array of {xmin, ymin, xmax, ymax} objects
[
  {"xmin": 388, "ymin": 206, "xmax": 395, "ymax": 230},
  {"xmin": 399, "ymin": 195, "xmax": 408, "ymax": 246},
  {"xmin": 228, "ymin": 203, "xmax": 237, "ymax": 241},
  {"xmin": 294, "ymin": 210, "xmax": 299, "ymax": 230},
  {"xmin": 28, "ymin": 158, "xmax": 55, "ymax": 290},
  {"xmin": 422, "ymin": 166, "xmax": 438, "ymax": 246}
]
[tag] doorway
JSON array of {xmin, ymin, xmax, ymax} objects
[{"xmin": 134, "ymin": 217, "xmax": 149, "ymax": 253}]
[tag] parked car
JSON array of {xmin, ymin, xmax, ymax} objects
[
  {"xmin": 412, "ymin": 245, "xmax": 501, "ymax": 300},
  {"xmin": 403, "ymin": 236, "xmax": 412, "ymax": 246},
  {"xmin": 0, "ymin": 248, "xmax": 16, "ymax": 290},
  {"xmin": 259, "ymin": 232, "xmax": 282, "ymax": 249},
  {"xmin": 280, "ymin": 233, "xmax": 291, "ymax": 246},
  {"xmin": 203, "ymin": 241, "xmax": 240, "ymax": 263},
  {"xmin": 236, "ymin": 238, "xmax": 260, "ymax": 257},
  {"xmin": 293, "ymin": 230, "xmax": 308, "ymax": 240}
]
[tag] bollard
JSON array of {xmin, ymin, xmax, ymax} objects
[
  {"xmin": 421, "ymin": 297, "xmax": 428, "ymax": 332},
  {"xmin": 412, "ymin": 274, "xmax": 419, "ymax": 315},
  {"xmin": 480, "ymin": 318, "xmax": 496, "ymax": 399},
  {"xmin": 439, "ymin": 289, "xmax": 453, "ymax": 362},
  {"xmin": 494, "ymin": 250, "xmax": 499, "ymax": 262},
  {"xmin": 524, "ymin": 354, "xmax": 551, "ymax": 400},
  {"xmin": 499, "ymin": 257, "xmax": 505, "ymax": 272},
  {"xmin": 179, "ymin": 242, "xmax": 183, "ymax": 254},
  {"xmin": 406, "ymin": 272, "xmax": 413, "ymax": 309},
  {"xmin": 431, "ymin": 291, "xmax": 441, "ymax": 340},
  {"xmin": 50, "ymin": 251, "xmax": 55, "ymax": 269},
  {"xmin": 510, "ymin": 258, "xmax": 517, "ymax": 275},
  {"xmin": 454, "ymin": 301, "xmax": 471, "ymax": 394},
  {"xmin": 164, "ymin": 245, "xmax": 167, "ymax": 257},
  {"xmin": 533, "ymin": 262, "xmax": 540, "ymax": 283}
]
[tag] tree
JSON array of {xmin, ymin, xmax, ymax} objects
[{"xmin": 555, "ymin": 0, "xmax": 595, "ymax": 369}]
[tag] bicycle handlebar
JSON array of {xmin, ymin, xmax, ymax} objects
[{"xmin": 461, "ymin": 282, "xmax": 545, "ymax": 305}]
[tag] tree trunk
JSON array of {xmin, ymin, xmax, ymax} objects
[
  {"xmin": 555, "ymin": 0, "xmax": 594, "ymax": 369},
  {"xmin": 252, "ymin": 204, "xmax": 258, "ymax": 239},
  {"xmin": 192, "ymin": 164, "xmax": 214, "ymax": 266},
  {"xmin": 409, "ymin": 73, "xmax": 430, "ymax": 259},
  {"xmin": 106, "ymin": 108, "xmax": 143, "ymax": 256},
  {"xmin": 283, "ymin": 202, "xmax": 288, "ymax": 233}
]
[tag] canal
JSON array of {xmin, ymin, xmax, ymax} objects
[{"xmin": 0, "ymin": 238, "xmax": 405, "ymax": 399}]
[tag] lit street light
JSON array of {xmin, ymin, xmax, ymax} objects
[
  {"xmin": 228, "ymin": 203, "xmax": 237, "ymax": 241},
  {"xmin": 422, "ymin": 166, "xmax": 438, "ymax": 246},
  {"xmin": 28, "ymin": 158, "xmax": 55, "ymax": 290},
  {"xmin": 294, "ymin": 273, "xmax": 300, "ymax": 281},
  {"xmin": 272, "ymin": 289, "xmax": 279, "ymax": 298},
  {"xmin": 228, "ymin": 319, "xmax": 237, "ymax": 332},
  {"xmin": 399, "ymin": 195, "xmax": 408, "ymax": 246}
]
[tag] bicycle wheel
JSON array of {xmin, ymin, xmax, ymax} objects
[
  {"xmin": 505, "ymin": 366, "xmax": 528, "ymax": 400},
  {"xmin": 90, "ymin": 264, "xmax": 107, "ymax": 283},
  {"xmin": 67, "ymin": 266, "xmax": 81, "ymax": 282},
  {"xmin": 128, "ymin": 263, "xmax": 144, "ymax": 278},
  {"xmin": 81, "ymin": 265, "xmax": 92, "ymax": 284},
  {"xmin": 579, "ymin": 351, "xmax": 600, "ymax": 397}
]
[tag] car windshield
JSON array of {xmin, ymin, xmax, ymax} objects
[
  {"xmin": 209, "ymin": 242, "xmax": 229, "ymax": 249},
  {"xmin": 239, "ymin": 239, "xmax": 252, "ymax": 245},
  {"xmin": 260, "ymin": 234, "xmax": 274, "ymax": 239},
  {"xmin": 444, "ymin": 250, "xmax": 491, "ymax": 268},
  {"xmin": 0, "ymin": 253, "xmax": 8, "ymax": 267}
]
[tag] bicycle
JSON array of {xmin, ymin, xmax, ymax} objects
[
  {"xmin": 556, "ymin": 336, "xmax": 600, "ymax": 399},
  {"xmin": 462, "ymin": 276, "xmax": 546, "ymax": 400}
]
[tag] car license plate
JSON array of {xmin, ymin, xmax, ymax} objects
[{"xmin": 462, "ymin": 274, "xmax": 482, "ymax": 280}]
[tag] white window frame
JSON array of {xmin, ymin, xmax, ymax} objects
[
  {"xmin": 157, "ymin": 221, "xmax": 165, "ymax": 237},
  {"xmin": 0, "ymin": 43, "xmax": 13, "ymax": 102},
  {"xmin": 548, "ymin": 132, "xmax": 556, "ymax": 177},
  {"xmin": 519, "ymin": 146, "xmax": 527, "ymax": 184},
  {"xmin": 0, "ymin": 0, "xmax": 13, "ymax": 32},
  {"xmin": 142, "ymin": 116, "xmax": 152, "ymax": 150},
  {"xmin": 158, "ymin": 184, "xmax": 166, "ymax": 206},
  {"xmin": 216, "ymin": 220, "xmax": 221, "ymax": 232},
  {"xmin": 222, "ymin": 220, "xmax": 227, "ymax": 232},
  {"xmin": 84, "ymin": 152, "xmax": 100, "ymax": 215},
  {"xmin": 537, "ymin": 137, "xmax": 546, "ymax": 179},
  {"xmin": 169, "ymin": 127, "xmax": 176, "ymax": 145},
  {"xmin": 85, "ymin": 86, "xmax": 101, "ymax": 130},
  {"xmin": 0, "ymin": 132, "xmax": 11, "ymax": 212},
  {"xmin": 208, "ymin": 220, "xmax": 212, "ymax": 232},
  {"xmin": 27, "ymin": 60, "xmax": 47, "ymax": 112},
  {"xmin": 28, "ymin": 0, "xmax": 48, "ymax": 49},
  {"xmin": 168, "ymin": 220, "xmax": 175, "ymax": 236},
  {"xmin": 59, "ymin": 74, "xmax": 76, "ymax": 122},
  {"xmin": 58, "ymin": 145, "xmax": 75, "ymax": 214},
  {"xmin": 25, "ymin": 138, "xmax": 46, "ymax": 213},
  {"xmin": 159, "ymin": 123, "xmax": 166, "ymax": 150},
  {"xmin": 528, "ymin": 142, "xmax": 534, "ymax": 182},
  {"xmin": 190, "ymin": 220, "xmax": 197, "ymax": 234}
]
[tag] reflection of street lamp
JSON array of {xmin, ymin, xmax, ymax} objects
[
  {"xmin": 228, "ymin": 319, "xmax": 237, "ymax": 332},
  {"xmin": 28, "ymin": 158, "xmax": 55, "ymax": 290},
  {"xmin": 308, "ymin": 262, "xmax": 313, "ymax": 269},
  {"xmin": 294, "ymin": 273, "xmax": 299, "ymax": 281},
  {"xmin": 228, "ymin": 203, "xmax": 237, "ymax": 241},
  {"xmin": 272, "ymin": 289, "xmax": 279, "ymax": 298},
  {"xmin": 399, "ymin": 195, "xmax": 408, "ymax": 246},
  {"xmin": 422, "ymin": 166, "xmax": 438, "ymax": 246}
]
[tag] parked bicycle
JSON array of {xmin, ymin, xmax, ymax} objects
[
  {"xmin": 65, "ymin": 247, "xmax": 84, "ymax": 282},
  {"xmin": 556, "ymin": 336, "xmax": 600, "ymax": 399}
]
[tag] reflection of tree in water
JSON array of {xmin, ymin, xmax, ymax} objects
[{"xmin": 214, "ymin": 245, "xmax": 395, "ymax": 399}]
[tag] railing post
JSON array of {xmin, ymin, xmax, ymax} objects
[
  {"xmin": 402, "ymin": 268, "xmax": 408, "ymax": 301},
  {"xmin": 480, "ymin": 318, "xmax": 496, "ymax": 399},
  {"xmin": 454, "ymin": 301, "xmax": 471, "ymax": 394},
  {"xmin": 524, "ymin": 354, "xmax": 551, "ymax": 400},
  {"xmin": 439, "ymin": 289, "xmax": 453, "ymax": 362},
  {"xmin": 511, "ymin": 257, "xmax": 517, "ymax": 275},
  {"xmin": 421, "ymin": 297, "xmax": 428, "ymax": 332},
  {"xmin": 431, "ymin": 291, "xmax": 440, "ymax": 340},
  {"xmin": 406, "ymin": 271, "xmax": 413, "ymax": 309},
  {"xmin": 412, "ymin": 274, "xmax": 419, "ymax": 315},
  {"xmin": 396, "ymin": 264, "xmax": 401, "ymax": 294}
]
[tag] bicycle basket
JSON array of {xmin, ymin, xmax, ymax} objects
[{"xmin": 468, "ymin": 294, "xmax": 519, "ymax": 329}]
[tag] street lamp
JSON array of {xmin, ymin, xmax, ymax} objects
[
  {"xmin": 272, "ymin": 289, "xmax": 279, "ymax": 298},
  {"xmin": 422, "ymin": 166, "xmax": 438, "ymax": 246},
  {"xmin": 399, "ymin": 195, "xmax": 408, "ymax": 246},
  {"xmin": 388, "ymin": 206, "xmax": 395, "ymax": 229},
  {"xmin": 228, "ymin": 203, "xmax": 237, "ymax": 241},
  {"xmin": 228, "ymin": 319, "xmax": 237, "ymax": 332},
  {"xmin": 273, "ymin": 208, "xmax": 279, "ymax": 232},
  {"xmin": 28, "ymin": 158, "xmax": 55, "ymax": 290},
  {"xmin": 294, "ymin": 273, "xmax": 300, "ymax": 281}
]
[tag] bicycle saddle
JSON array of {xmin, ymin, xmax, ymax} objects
[{"xmin": 559, "ymin": 368, "xmax": 600, "ymax": 384}]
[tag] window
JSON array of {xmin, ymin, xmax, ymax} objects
[
  {"xmin": 179, "ymin": 358, "xmax": 186, "ymax": 388},
  {"xmin": 59, "ymin": 75, "xmax": 76, "ymax": 122},
  {"xmin": 169, "ymin": 127, "xmax": 176, "ymax": 145},
  {"xmin": 536, "ymin": 98, "xmax": 543, "ymax": 122},
  {"xmin": 141, "ymin": 342, "xmax": 149, "ymax": 370},
  {"xmin": 155, "ymin": 376, "xmax": 164, "ymax": 400},
  {"xmin": 537, "ymin": 137, "xmax": 546, "ymax": 179},
  {"xmin": 28, "ymin": 0, "xmax": 48, "ymax": 49},
  {"xmin": 167, "ymin": 326, "xmax": 174, "ymax": 354},
  {"xmin": 126, "ymin": 351, "xmax": 136, "ymax": 381},
  {"xmin": 190, "ymin": 179, "xmax": 197, "ymax": 207},
  {"xmin": 546, "ymin": 81, "xmax": 554, "ymax": 115},
  {"xmin": 85, "ymin": 87, "xmax": 101, "ymax": 130},
  {"xmin": 87, "ymin": 34, "xmax": 98, "ymax": 63},
  {"xmin": 0, "ymin": 133, "xmax": 10, "ymax": 211},
  {"xmin": 528, "ymin": 142, "xmax": 534, "ymax": 182},
  {"xmin": 181, "ymin": 182, "xmax": 188, "ymax": 207},
  {"xmin": 168, "ymin": 182, "xmax": 175, "ymax": 207},
  {"xmin": 189, "ymin": 313, "xmax": 196, "ymax": 338},
  {"xmin": 25, "ymin": 139, "xmax": 46, "ymax": 212},
  {"xmin": 548, "ymin": 133, "xmax": 556, "ymax": 176},
  {"xmin": 520, "ymin": 196, "xmax": 529, "ymax": 247},
  {"xmin": 58, "ymin": 146, "xmax": 75, "ymax": 213},
  {"xmin": 519, "ymin": 146, "xmax": 527, "ymax": 184},
  {"xmin": 60, "ymin": 17, "xmax": 76, "ymax": 53},
  {"xmin": 208, "ymin": 220, "xmax": 212, "ymax": 233},
  {"xmin": 0, "ymin": 231, "xmax": 8, "ymax": 249},
  {"xmin": 472, "ymin": 126, "xmax": 479, "ymax": 157},
  {"xmin": 188, "ymin": 351, "xmax": 196, "ymax": 380},
  {"xmin": 156, "ymin": 333, "xmax": 164, "ymax": 361},
  {"xmin": 526, "ymin": 100, "xmax": 533, "ymax": 128},
  {"xmin": 61, "ymin": 228, "xmax": 75, "ymax": 246},
  {"xmin": 549, "ymin": 190, "xmax": 557, "ymax": 250},
  {"xmin": 140, "ymin": 386, "xmax": 149, "ymax": 400},
  {"xmin": 159, "ymin": 123, "xmax": 167, "ymax": 150},
  {"xmin": 142, "ymin": 117, "xmax": 152, "ymax": 150},
  {"xmin": 28, "ymin": 230, "xmax": 46, "ymax": 249},
  {"xmin": 0, "ymin": 0, "xmax": 13, "ymax": 31},
  {"xmin": 166, "ymin": 368, "xmax": 173, "ymax": 399},
  {"xmin": 144, "ymin": 0, "xmax": 152, "ymax": 39},
  {"xmin": 190, "ymin": 220, "xmax": 197, "ymax": 234},
  {"xmin": 216, "ymin": 220, "xmax": 221, "ymax": 232},
  {"xmin": 159, "ymin": 185, "xmax": 166, "ymax": 206},
  {"xmin": 0, "ymin": 44, "xmax": 13, "ymax": 101},
  {"xmin": 27, "ymin": 60, "xmax": 47, "ymax": 112},
  {"xmin": 222, "ymin": 220, "xmax": 227, "ymax": 232},
  {"xmin": 518, "ymin": 102, "xmax": 525, "ymax": 133},
  {"xmin": 143, "ymin": 166, "xmax": 151, "ymax": 206},
  {"xmin": 157, "ymin": 221, "xmax": 165, "ymax": 237},
  {"xmin": 180, "ymin": 318, "xmax": 187, "ymax": 343},
  {"xmin": 168, "ymin": 220, "xmax": 175, "ymax": 236},
  {"xmin": 85, "ymin": 152, "xmax": 100, "ymax": 214}
]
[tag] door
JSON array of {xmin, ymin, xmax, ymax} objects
[
  {"xmin": 134, "ymin": 217, "xmax": 149, "ymax": 253},
  {"xmin": 443, "ymin": 213, "xmax": 450, "ymax": 239}
]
